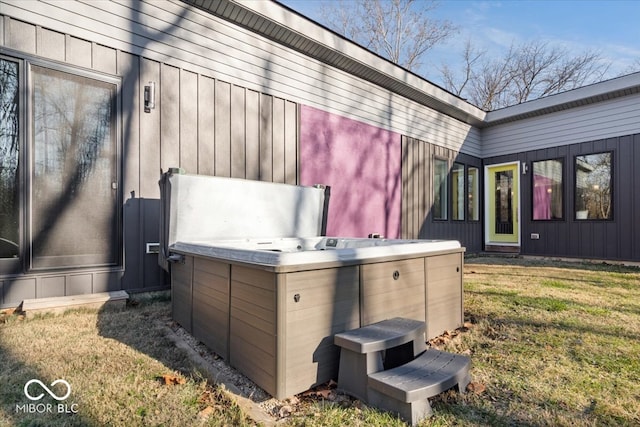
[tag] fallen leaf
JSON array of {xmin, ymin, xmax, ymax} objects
[
  {"xmin": 278, "ymin": 405, "xmax": 292, "ymax": 418},
  {"xmin": 198, "ymin": 406, "xmax": 214, "ymax": 418},
  {"xmin": 158, "ymin": 374, "xmax": 186, "ymax": 385},
  {"xmin": 467, "ymin": 382, "xmax": 486, "ymax": 394}
]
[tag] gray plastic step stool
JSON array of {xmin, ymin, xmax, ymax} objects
[
  {"xmin": 368, "ymin": 348, "xmax": 471, "ymax": 426},
  {"xmin": 334, "ymin": 317, "xmax": 426, "ymax": 402}
]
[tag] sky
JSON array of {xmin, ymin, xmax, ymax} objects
[{"xmin": 277, "ymin": 0, "xmax": 640, "ymax": 87}]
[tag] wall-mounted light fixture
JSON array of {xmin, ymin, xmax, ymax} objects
[
  {"xmin": 144, "ymin": 81, "xmax": 155, "ymax": 113},
  {"xmin": 521, "ymin": 162, "xmax": 528, "ymax": 175}
]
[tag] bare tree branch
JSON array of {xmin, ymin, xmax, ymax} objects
[
  {"xmin": 319, "ymin": 0, "xmax": 457, "ymax": 72},
  {"xmin": 441, "ymin": 39, "xmax": 610, "ymax": 109},
  {"xmin": 439, "ymin": 38, "xmax": 485, "ymax": 97}
]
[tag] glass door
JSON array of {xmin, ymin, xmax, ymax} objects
[{"xmin": 486, "ymin": 163, "xmax": 519, "ymax": 244}]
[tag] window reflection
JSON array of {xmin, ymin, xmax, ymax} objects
[
  {"xmin": 575, "ymin": 152, "xmax": 612, "ymax": 220},
  {"xmin": 495, "ymin": 170, "xmax": 513, "ymax": 234},
  {"xmin": 433, "ymin": 158, "xmax": 448, "ymax": 220},
  {"xmin": 0, "ymin": 59, "xmax": 19, "ymax": 259},
  {"xmin": 452, "ymin": 163, "xmax": 464, "ymax": 221},
  {"xmin": 533, "ymin": 159, "xmax": 563, "ymax": 220},
  {"xmin": 467, "ymin": 167, "xmax": 479, "ymax": 221},
  {"xmin": 31, "ymin": 65, "xmax": 118, "ymax": 268}
]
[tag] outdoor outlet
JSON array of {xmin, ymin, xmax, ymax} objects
[
  {"xmin": 146, "ymin": 242, "xmax": 160, "ymax": 254},
  {"xmin": 530, "ymin": 233, "xmax": 540, "ymax": 240}
]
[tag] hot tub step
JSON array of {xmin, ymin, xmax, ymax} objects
[
  {"xmin": 334, "ymin": 317, "xmax": 427, "ymax": 401},
  {"xmin": 367, "ymin": 348, "xmax": 471, "ymax": 426}
]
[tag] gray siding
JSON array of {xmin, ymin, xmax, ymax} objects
[
  {"xmin": 402, "ymin": 136, "xmax": 483, "ymax": 252},
  {"xmin": 484, "ymin": 133, "xmax": 640, "ymax": 262},
  {"xmin": 0, "ymin": 13, "xmax": 298, "ymax": 307},
  {"xmin": 482, "ymin": 93, "xmax": 640, "ymax": 158},
  {"xmin": 0, "ymin": 0, "xmax": 480, "ymax": 157}
]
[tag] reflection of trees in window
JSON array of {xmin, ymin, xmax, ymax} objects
[
  {"xmin": 433, "ymin": 158, "xmax": 448, "ymax": 220},
  {"xmin": 575, "ymin": 152, "xmax": 612, "ymax": 220},
  {"xmin": 467, "ymin": 167, "xmax": 479, "ymax": 221},
  {"xmin": 495, "ymin": 170, "xmax": 513, "ymax": 234},
  {"xmin": 533, "ymin": 159, "xmax": 563, "ymax": 220},
  {"xmin": 0, "ymin": 59, "xmax": 19, "ymax": 258},
  {"xmin": 451, "ymin": 163, "xmax": 464, "ymax": 220},
  {"xmin": 31, "ymin": 66, "xmax": 118, "ymax": 268}
]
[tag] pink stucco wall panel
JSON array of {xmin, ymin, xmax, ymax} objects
[{"xmin": 300, "ymin": 105, "xmax": 402, "ymax": 238}]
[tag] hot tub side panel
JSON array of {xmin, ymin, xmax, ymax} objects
[
  {"xmin": 229, "ymin": 266, "xmax": 277, "ymax": 396},
  {"xmin": 360, "ymin": 258, "xmax": 426, "ymax": 326},
  {"xmin": 192, "ymin": 258, "xmax": 230, "ymax": 360},
  {"xmin": 278, "ymin": 267, "xmax": 360, "ymax": 398},
  {"xmin": 425, "ymin": 252, "xmax": 464, "ymax": 339},
  {"xmin": 171, "ymin": 256, "xmax": 193, "ymax": 333}
]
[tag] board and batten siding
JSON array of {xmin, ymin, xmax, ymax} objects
[
  {"xmin": 484, "ymin": 132, "xmax": 640, "ymax": 262},
  {"xmin": 0, "ymin": 13, "xmax": 298, "ymax": 307},
  {"xmin": 482, "ymin": 92, "xmax": 640, "ymax": 158},
  {"xmin": 0, "ymin": 0, "xmax": 481, "ymax": 158},
  {"xmin": 401, "ymin": 136, "xmax": 483, "ymax": 252}
]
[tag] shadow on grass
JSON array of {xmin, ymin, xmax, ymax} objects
[
  {"xmin": 0, "ymin": 317, "xmax": 102, "ymax": 426},
  {"xmin": 95, "ymin": 292, "xmax": 201, "ymax": 378}
]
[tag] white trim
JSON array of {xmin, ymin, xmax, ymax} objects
[{"xmin": 484, "ymin": 161, "xmax": 521, "ymax": 247}]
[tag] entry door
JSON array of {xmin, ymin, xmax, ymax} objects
[{"xmin": 486, "ymin": 163, "xmax": 520, "ymax": 244}]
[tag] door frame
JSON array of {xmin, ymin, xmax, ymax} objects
[{"xmin": 484, "ymin": 161, "xmax": 521, "ymax": 247}]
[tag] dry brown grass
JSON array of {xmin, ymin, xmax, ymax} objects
[
  {"xmin": 428, "ymin": 257, "xmax": 640, "ymax": 426},
  {"xmin": 0, "ymin": 293, "xmax": 254, "ymax": 427}
]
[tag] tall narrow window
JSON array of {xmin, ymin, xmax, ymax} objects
[
  {"xmin": 433, "ymin": 158, "xmax": 448, "ymax": 220},
  {"xmin": 467, "ymin": 167, "xmax": 479, "ymax": 221},
  {"xmin": 0, "ymin": 59, "xmax": 20, "ymax": 260},
  {"xmin": 575, "ymin": 152, "xmax": 612, "ymax": 220},
  {"xmin": 533, "ymin": 159, "xmax": 563, "ymax": 220},
  {"xmin": 451, "ymin": 163, "xmax": 465, "ymax": 220},
  {"xmin": 495, "ymin": 170, "xmax": 513, "ymax": 234},
  {"xmin": 31, "ymin": 65, "xmax": 120, "ymax": 269}
]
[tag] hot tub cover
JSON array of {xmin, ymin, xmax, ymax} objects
[{"xmin": 159, "ymin": 170, "xmax": 330, "ymax": 270}]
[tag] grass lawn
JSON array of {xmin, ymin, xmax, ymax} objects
[{"xmin": 1, "ymin": 258, "xmax": 639, "ymax": 426}]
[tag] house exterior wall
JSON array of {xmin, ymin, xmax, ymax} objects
[
  {"xmin": 0, "ymin": 9, "xmax": 298, "ymax": 307},
  {"xmin": 401, "ymin": 136, "xmax": 483, "ymax": 252},
  {"xmin": 483, "ymin": 132, "xmax": 640, "ymax": 261},
  {"xmin": 299, "ymin": 105, "xmax": 402, "ymax": 238},
  {"xmin": 482, "ymin": 92, "xmax": 640, "ymax": 158},
  {"xmin": 0, "ymin": 0, "xmax": 481, "ymax": 156}
]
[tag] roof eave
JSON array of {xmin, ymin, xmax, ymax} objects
[{"xmin": 484, "ymin": 72, "xmax": 640, "ymax": 126}]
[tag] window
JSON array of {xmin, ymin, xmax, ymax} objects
[
  {"xmin": 433, "ymin": 158, "xmax": 448, "ymax": 220},
  {"xmin": 494, "ymin": 169, "xmax": 514, "ymax": 234},
  {"xmin": 467, "ymin": 167, "xmax": 479, "ymax": 221},
  {"xmin": 451, "ymin": 163, "xmax": 465, "ymax": 220},
  {"xmin": 575, "ymin": 152, "xmax": 612, "ymax": 220},
  {"xmin": 0, "ymin": 55, "xmax": 121, "ymax": 271},
  {"xmin": 0, "ymin": 59, "xmax": 20, "ymax": 260},
  {"xmin": 533, "ymin": 159, "xmax": 563, "ymax": 220}
]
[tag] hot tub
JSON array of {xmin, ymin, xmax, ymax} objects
[
  {"xmin": 170, "ymin": 236, "xmax": 462, "ymax": 267},
  {"xmin": 159, "ymin": 171, "xmax": 464, "ymax": 399}
]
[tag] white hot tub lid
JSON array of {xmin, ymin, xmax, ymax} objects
[{"xmin": 158, "ymin": 171, "xmax": 329, "ymax": 270}]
